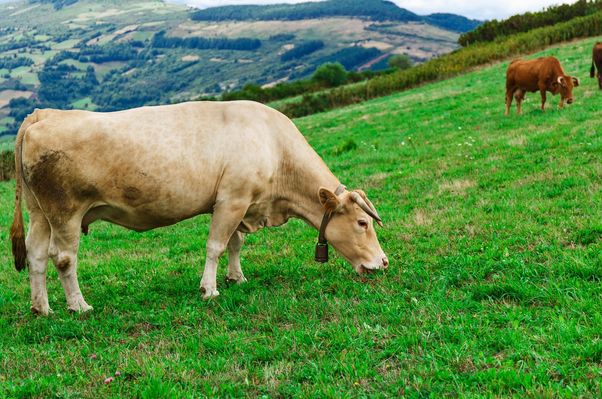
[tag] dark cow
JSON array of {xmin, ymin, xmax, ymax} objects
[
  {"xmin": 590, "ymin": 42, "xmax": 602, "ymax": 89},
  {"xmin": 505, "ymin": 56, "xmax": 579, "ymax": 115}
]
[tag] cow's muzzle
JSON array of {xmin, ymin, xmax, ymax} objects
[{"xmin": 356, "ymin": 255, "xmax": 389, "ymax": 274}]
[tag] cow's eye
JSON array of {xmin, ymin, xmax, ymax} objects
[{"xmin": 358, "ymin": 220, "xmax": 368, "ymax": 229}]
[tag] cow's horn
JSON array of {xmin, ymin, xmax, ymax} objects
[
  {"xmin": 557, "ymin": 76, "xmax": 565, "ymax": 85},
  {"xmin": 350, "ymin": 192, "xmax": 383, "ymax": 227}
]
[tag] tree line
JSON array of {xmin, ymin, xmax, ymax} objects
[
  {"xmin": 459, "ymin": 0, "xmax": 602, "ymax": 46},
  {"xmin": 281, "ymin": 40, "xmax": 324, "ymax": 62},
  {"xmin": 0, "ymin": 56, "xmax": 34, "ymax": 71},
  {"xmin": 151, "ymin": 31, "xmax": 261, "ymax": 51},
  {"xmin": 191, "ymin": 0, "xmax": 421, "ymax": 23},
  {"xmin": 29, "ymin": 0, "xmax": 78, "ymax": 10},
  {"xmin": 220, "ymin": 62, "xmax": 395, "ymax": 103},
  {"xmin": 189, "ymin": 0, "xmax": 480, "ymax": 33}
]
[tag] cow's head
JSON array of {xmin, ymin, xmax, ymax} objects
[
  {"xmin": 318, "ymin": 187, "xmax": 388, "ymax": 274},
  {"xmin": 552, "ymin": 75, "xmax": 579, "ymax": 105}
]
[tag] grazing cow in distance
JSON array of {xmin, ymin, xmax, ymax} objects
[
  {"xmin": 505, "ymin": 56, "xmax": 579, "ymax": 115},
  {"xmin": 590, "ymin": 42, "xmax": 602, "ymax": 89},
  {"xmin": 10, "ymin": 101, "xmax": 388, "ymax": 315}
]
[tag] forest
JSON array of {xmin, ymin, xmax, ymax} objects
[
  {"xmin": 459, "ymin": 0, "xmax": 602, "ymax": 45},
  {"xmin": 191, "ymin": 0, "xmax": 480, "ymax": 33},
  {"xmin": 280, "ymin": 40, "xmax": 324, "ymax": 62},
  {"xmin": 151, "ymin": 31, "xmax": 262, "ymax": 51}
]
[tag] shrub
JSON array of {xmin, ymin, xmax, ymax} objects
[
  {"xmin": 459, "ymin": 0, "xmax": 602, "ymax": 46},
  {"xmin": 0, "ymin": 150, "xmax": 15, "ymax": 181},
  {"xmin": 388, "ymin": 54, "xmax": 413, "ymax": 71},
  {"xmin": 312, "ymin": 63, "xmax": 348, "ymax": 87}
]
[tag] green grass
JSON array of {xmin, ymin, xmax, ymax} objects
[
  {"xmin": 10, "ymin": 66, "xmax": 39, "ymax": 87},
  {"xmin": 1, "ymin": 36, "xmax": 602, "ymax": 397},
  {"xmin": 51, "ymin": 39, "xmax": 80, "ymax": 51},
  {"xmin": 27, "ymin": 50, "xmax": 59, "ymax": 66},
  {"xmin": 0, "ymin": 136, "xmax": 14, "ymax": 151},
  {"xmin": 0, "ymin": 116, "xmax": 14, "ymax": 128},
  {"xmin": 71, "ymin": 97, "xmax": 98, "ymax": 111}
]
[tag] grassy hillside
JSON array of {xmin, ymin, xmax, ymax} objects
[{"xmin": 1, "ymin": 36, "xmax": 602, "ymax": 397}]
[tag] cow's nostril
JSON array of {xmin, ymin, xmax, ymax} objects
[{"xmin": 382, "ymin": 257, "xmax": 389, "ymax": 268}]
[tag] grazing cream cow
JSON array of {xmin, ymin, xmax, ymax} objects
[
  {"xmin": 505, "ymin": 56, "xmax": 579, "ymax": 115},
  {"xmin": 10, "ymin": 101, "xmax": 388, "ymax": 315}
]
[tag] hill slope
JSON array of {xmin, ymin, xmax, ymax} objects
[
  {"xmin": 1, "ymin": 36, "xmax": 601, "ymax": 397},
  {"xmin": 0, "ymin": 0, "xmax": 472, "ymax": 136}
]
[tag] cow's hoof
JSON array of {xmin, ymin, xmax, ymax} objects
[
  {"xmin": 225, "ymin": 274, "xmax": 247, "ymax": 284},
  {"xmin": 31, "ymin": 305, "xmax": 53, "ymax": 316},
  {"xmin": 68, "ymin": 300, "xmax": 93, "ymax": 313},
  {"xmin": 201, "ymin": 286, "xmax": 220, "ymax": 300}
]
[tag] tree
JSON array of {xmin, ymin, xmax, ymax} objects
[
  {"xmin": 388, "ymin": 54, "xmax": 413, "ymax": 71},
  {"xmin": 312, "ymin": 62, "xmax": 348, "ymax": 87}
]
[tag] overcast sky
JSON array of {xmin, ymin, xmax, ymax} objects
[{"xmin": 176, "ymin": 0, "xmax": 580, "ymax": 20}]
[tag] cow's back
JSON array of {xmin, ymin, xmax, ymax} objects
[
  {"xmin": 506, "ymin": 57, "xmax": 561, "ymax": 91},
  {"xmin": 21, "ymin": 101, "xmax": 297, "ymax": 229}
]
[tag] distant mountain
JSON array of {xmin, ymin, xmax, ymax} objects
[
  {"xmin": 424, "ymin": 13, "xmax": 481, "ymax": 33},
  {"xmin": 191, "ymin": 0, "xmax": 481, "ymax": 33}
]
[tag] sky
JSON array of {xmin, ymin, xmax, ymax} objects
[{"xmin": 175, "ymin": 0, "xmax": 580, "ymax": 20}]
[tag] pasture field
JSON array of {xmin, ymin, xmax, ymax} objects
[{"xmin": 1, "ymin": 37, "xmax": 602, "ymax": 397}]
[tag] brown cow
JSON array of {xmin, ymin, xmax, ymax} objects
[
  {"xmin": 505, "ymin": 56, "xmax": 579, "ymax": 115},
  {"xmin": 590, "ymin": 42, "xmax": 602, "ymax": 89}
]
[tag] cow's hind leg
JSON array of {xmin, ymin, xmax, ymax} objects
[
  {"xmin": 26, "ymin": 209, "xmax": 52, "ymax": 315},
  {"xmin": 48, "ymin": 218, "xmax": 92, "ymax": 312},
  {"xmin": 514, "ymin": 89, "xmax": 525, "ymax": 115},
  {"xmin": 200, "ymin": 201, "xmax": 248, "ymax": 299},
  {"xmin": 226, "ymin": 231, "xmax": 247, "ymax": 284}
]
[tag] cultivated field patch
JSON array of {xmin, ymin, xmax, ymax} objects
[{"xmin": 0, "ymin": 90, "xmax": 33, "ymax": 108}]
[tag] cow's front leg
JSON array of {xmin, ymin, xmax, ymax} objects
[
  {"xmin": 200, "ymin": 202, "xmax": 248, "ymax": 299},
  {"xmin": 26, "ymin": 210, "xmax": 52, "ymax": 315},
  {"xmin": 226, "ymin": 231, "xmax": 247, "ymax": 284},
  {"xmin": 539, "ymin": 87, "xmax": 547, "ymax": 111},
  {"xmin": 505, "ymin": 89, "xmax": 513, "ymax": 116}
]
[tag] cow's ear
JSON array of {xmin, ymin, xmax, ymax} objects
[
  {"xmin": 572, "ymin": 76, "xmax": 580, "ymax": 87},
  {"xmin": 318, "ymin": 187, "xmax": 341, "ymax": 214}
]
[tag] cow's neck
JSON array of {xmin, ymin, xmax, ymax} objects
[{"xmin": 276, "ymin": 153, "xmax": 339, "ymax": 231}]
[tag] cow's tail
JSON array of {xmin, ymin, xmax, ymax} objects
[
  {"xmin": 10, "ymin": 110, "xmax": 39, "ymax": 272},
  {"xmin": 591, "ymin": 61, "xmax": 596, "ymax": 78}
]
